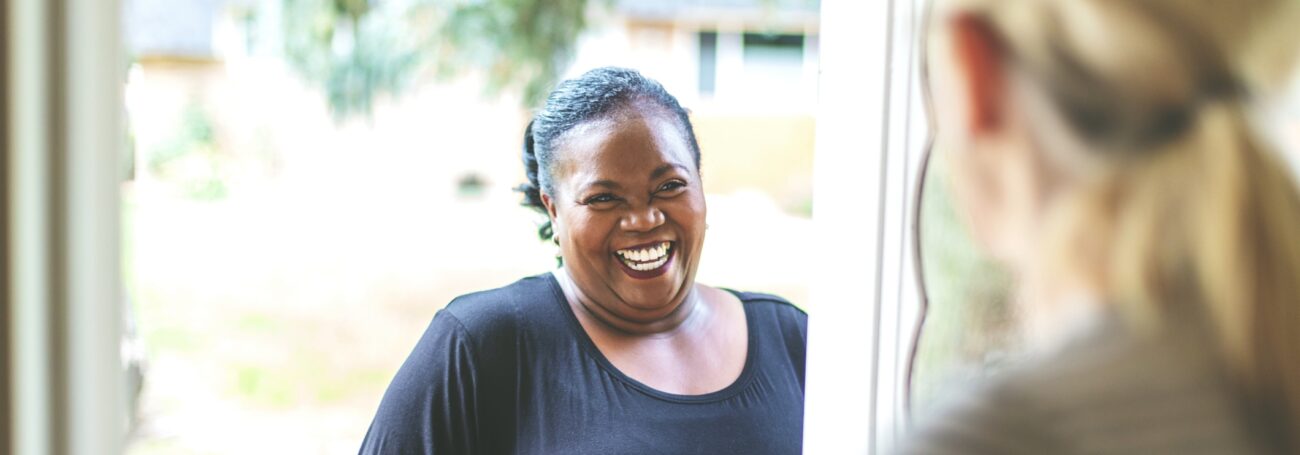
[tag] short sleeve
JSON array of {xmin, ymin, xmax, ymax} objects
[{"xmin": 359, "ymin": 310, "xmax": 482, "ymax": 454}]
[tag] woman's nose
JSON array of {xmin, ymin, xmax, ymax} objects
[{"xmin": 620, "ymin": 204, "xmax": 665, "ymax": 233}]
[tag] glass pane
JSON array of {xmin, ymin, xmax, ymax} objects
[
  {"xmin": 911, "ymin": 148, "xmax": 1019, "ymax": 412},
  {"xmin": 121, "ymin": 1, "xmax": 820, "ymax": 452}
]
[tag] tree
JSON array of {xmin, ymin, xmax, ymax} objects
[{"xmin": 277, "ymin": 0, "xmax": 591, "ymax": 120}]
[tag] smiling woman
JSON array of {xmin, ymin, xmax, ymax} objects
[
  {"xmin": 541, "ymin": 109, "xmax": 707, "ymax": 330},
  {"xmin": 358, "ymin": 67, "xmax": 808, "ymax": 455}
]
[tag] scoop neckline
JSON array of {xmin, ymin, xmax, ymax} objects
[{"xmin": 544, "ymin": 272, "xmax": 758, "ymax": 404}]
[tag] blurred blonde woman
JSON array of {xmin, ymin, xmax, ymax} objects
[{"xmin": 905, "ymin": 0, "xmax": 1300, "ymax": 453}]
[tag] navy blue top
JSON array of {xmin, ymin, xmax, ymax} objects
[{"xmin": 359, "ymin": 273, "xmax": 808, "ymax": 454}]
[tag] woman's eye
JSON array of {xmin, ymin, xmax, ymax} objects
[
  {"xmin": 656, "ymin": 181, "xmax": 687, "ymax": 193},
  {"xmin": 583, "ymin": 194, "xmax": 618, "ymax": 205}
]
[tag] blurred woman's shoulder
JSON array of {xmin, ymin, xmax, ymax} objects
[{"xmin": 901, "ymin": 315, "xmax": 1269, "ymax": 454}]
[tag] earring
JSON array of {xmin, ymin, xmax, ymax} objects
[
  {"xmin": 552, "ymin": 236, "xmax": 563, "ymax": 267},
  {"xmin": 554, "ymin": 241, "xmax": 563, "ymax": 267}
]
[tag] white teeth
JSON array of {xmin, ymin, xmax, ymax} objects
[
  {"xmin": 628, "ymin": 255, "xmax": 669, "ymax": 271},
  {"xmin": 616, "ymin": 242, "xmax": 673, "ymax": 271}
]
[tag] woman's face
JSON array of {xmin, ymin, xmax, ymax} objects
[{"xmin": 542, "ymin": 109, "xmax": 706, "ymax": 322}]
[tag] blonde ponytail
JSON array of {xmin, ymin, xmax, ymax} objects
[
  {"xmin": 1189, "ymin": 103, "xmax": 1300, "ymax": 443},
  {"xmin": 1099, "ymin": 100, "xmax": 1300, "ymax": 445},
  {"xmin": 1039, "ymin": 82, "xmax": 1300, "ymax": 453}
]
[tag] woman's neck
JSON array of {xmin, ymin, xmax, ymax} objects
[{"xmin": 554, "ymin": 267, "xmax": 705, "ymax": 337}]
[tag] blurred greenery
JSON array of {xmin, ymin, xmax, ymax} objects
[
  {"xmin": 234, "ymin": 364, "xmax": 296, "ymax": 408},
  {"xmin": 228, "ymin": 354, "xmax": 391, "ymax": 409},
  {"xmin": 144, "ymin": 326, "xmax": 202, "ymax": 355},
  {"xmin": 147, "ymin": 103, "xmax": 228, "ymax": 201},
  {"xmin": 913, "ymin": 151, "xmax": 1017, "ymax": 412},
  {"xmin": 277, "ymin": 0, "xmax": 592, "ymax": 120}
]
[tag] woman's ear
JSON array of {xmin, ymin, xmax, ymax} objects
[
  {"xmin": 541, "ymin": 192, "xmax": 559, "ymax": 221},
  {"xmin": 951, "ymin": 13, "xmax": 1009, "ymax": 135}
]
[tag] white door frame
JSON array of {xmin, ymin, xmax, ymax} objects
[
  {"xmin": 6, "ymin": 0, "xmax": 126, "ymax": 453},
  {"xmin": 804, "ymin": 0, "xmax": 930, "ymax": 453}
]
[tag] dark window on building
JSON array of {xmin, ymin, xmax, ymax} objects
[
  {"xmin": 741, "ymin": 33, "xmax": 805, "ymax": 94},
  {"xmin": 698, "ymin": 31, "xmax": 718, "ymax": 96},
  {"xmin": 743, "ymin": 33, "xmax": 805, "ymax": 50}
]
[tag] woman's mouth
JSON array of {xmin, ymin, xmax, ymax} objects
[{"xmin": 613, "ymin": 241, "xmax": 675, "ymax": 279}]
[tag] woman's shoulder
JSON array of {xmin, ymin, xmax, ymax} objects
[
  {"xmin": 727, "ymin": 288, "xmax": 807, "ymax": 330},
  {"xmin": 364, "ymin": 275, "xmax": 561, "ymax": 453},
  {"xmin": 899, "ymin": 370, "xmax": 1052, "ymax": 454},
  {"xmin": 438, "ymin": 272, "xmax": 560, "ymax": 341},
  {"xmin": 900, "ymin": 319, "xmax": 1259, "ymax": 454},
  {"xmin": 726, "ymin": 288, "xmax": 805, "ymax": 315},
  {"xmin": 710, "ymin": 286, "xmax": 806, "ymax": 342}
]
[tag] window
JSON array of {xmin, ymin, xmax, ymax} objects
[
  {"xmin": 688, "ymin": 28, "xmax": 816, "ymax": 111},
  {"xmin": 912, "ymin": 149, "xmax": 1018, "ymax": 413},
  {"xmin": 698, "ymin": 31, "xmax": 718, "ymax": 96},
  {"xmin": 115, "ymin": 2, "xmax": 820, "ymax": 453},
  {"xmin": 740, "ymin": 33, "xmax": 805, "ymax": 94}
]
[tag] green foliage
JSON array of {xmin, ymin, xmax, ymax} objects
[
  {"xmin": 148, "ymin": 104, "xmax": 228, "ymax": 201},
  {"xmin": 430, "ymin": 0, "xmax": 590, "ymax": 108},
  {"xmin": 147, "ymin": 105, "xmax": 214, "ymax": 174},
  {"xmin": 277, "ymin": 0, "xmax": 592, "ymax": 120},
  {"xmin": 280, "ymin": 0, "xmax": 425, "ymax": 120}
]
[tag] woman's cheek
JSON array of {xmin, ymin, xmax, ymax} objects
[{"xmin": 662, "ymin": 200, "xmax": 697, "ymax": 227}]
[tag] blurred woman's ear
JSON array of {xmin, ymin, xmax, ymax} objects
[
  {"xmin": 940, "ymin": 12, "xmax": 1039, "ymax": 265},
  {"xmin": 950, "ymin": 13, "xmax": 1009, "ymax": 135}
]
